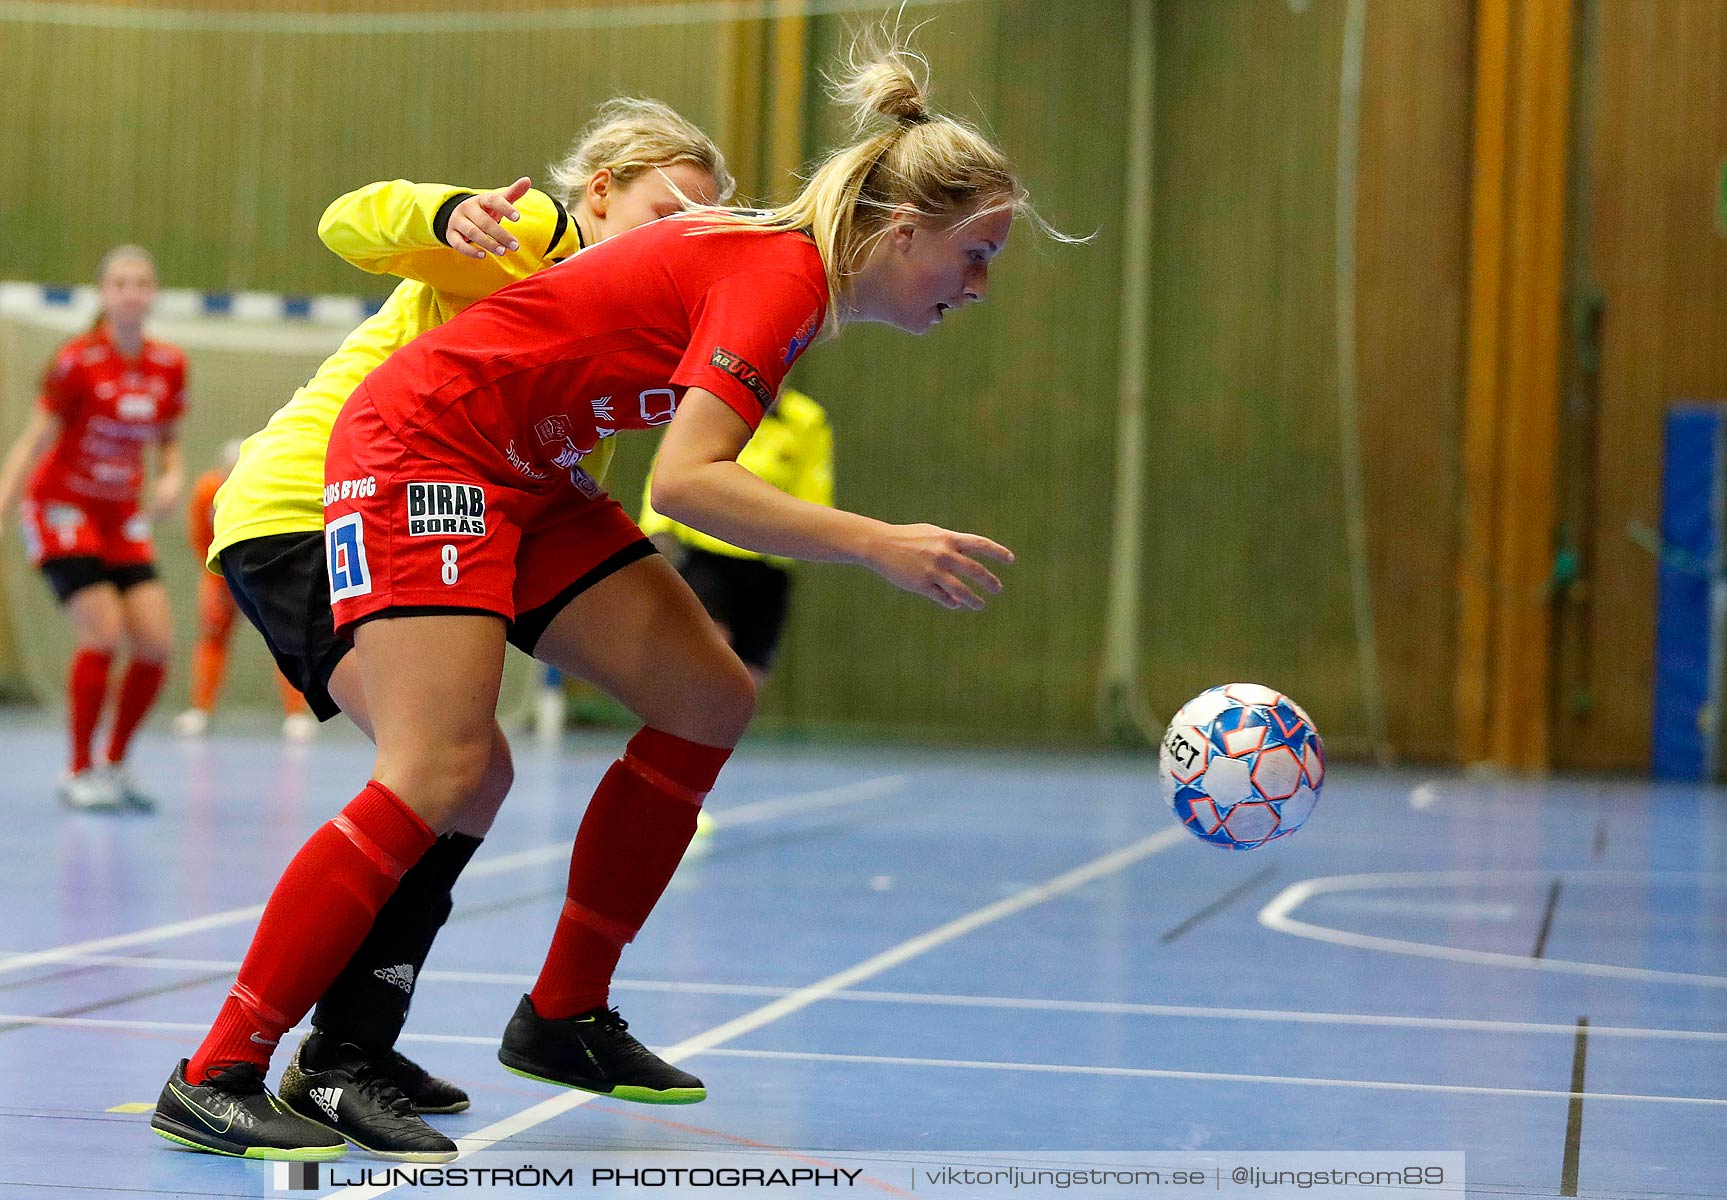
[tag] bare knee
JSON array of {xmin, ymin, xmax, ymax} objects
[
  {"xmin": 451, "ymin": 728, "xmax": 513, "ymax": 838},
  {"xmin": 373, "ymin": 735, "xmax": 496, "ymax": 833},
  {"xmin": 669, "ymin": 653, "xmax": 756, "ymax": 747},
  {"xmin": 120, "ymin": 586, "xmax": 173, "ymax": 662},
  {"xmin": 66, "ymin": 590, "xmax": 122, "ymax": 653},
  {"xmin": 74, "ymin": 618, "xmax": 122, "ymax": 654},
  {"xmin": 127, "ymin": 625, "xmax": 173, "ymax": 663}
]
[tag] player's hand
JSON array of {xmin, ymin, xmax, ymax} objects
[
  {"xmin": 446, "ymin": 177, "xmax": 530, "ymax": 259},
  {"xmin": 864, "ymin": 523, "xmax": 1014, "ymax": 611},
  {"xmin": 148, "ymin": 474, "xmax": 180, "ymax": 517}
]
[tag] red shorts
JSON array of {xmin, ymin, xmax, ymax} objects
[
  {"xmin": 20, "ymin": 495, "xmax": 154, "ymax": 568},
  {"xmin": 323, "ymin": 387, "xmax": 648, "ymax": 641}
]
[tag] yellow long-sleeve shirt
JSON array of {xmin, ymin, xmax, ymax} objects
[
  {"xmin": 208, "ymin": 179, "xmax": 591, "ymax": 568},
  {"xmin": 638, "ymin": 389, "xmax": 833, "ymax": 568}
]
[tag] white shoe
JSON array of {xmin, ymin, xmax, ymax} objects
[
  {"xmin": 282, "ymin": 712, "xmax": 316, "ymax": 742},
  {"xmin": 171, "ymin": 708, "xmax": 211, "ymax": 738},
  {"xmin": 98, "ymin": 761, "xmax": 156, "ymax": 813},
  {"xmin": 58, "ymin": 767, "xmax": 122, "ymax": 811}
]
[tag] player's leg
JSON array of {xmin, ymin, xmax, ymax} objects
[
  {"xmin": 101, "ymin": 571, "xmax": 172, "ymax": 809},
  {"xmin": 497, "ymin": 541, "xmax": 755, "ymax": 1104},
  {"xmin": 289, "ymin": 651, "xmax": 508, "ymax": 1121},
  {"xmin": 216, "ymin": 533, "xmax": 496, "ymax": 1130},
  {"xmin": 153, "ymin": 613, "xmax": 502, "ymax": 1162},
  {"xmin": 177, "ymin": 572, "xmax": 234, "ymax": 736},
  {"xmin": 534, "ymin": 662, "xmax": 566, "ymax": 743},
  {"xmin": 672, "ymin": 553, "xmax": 789, "ymax": 837},
  {"xmin": 49, "ymin": 561, "xmax": 124, "ymax": 808},
  {"xmin": 275, "ymin": 667, "xmax": 313, "ymax": 739}
]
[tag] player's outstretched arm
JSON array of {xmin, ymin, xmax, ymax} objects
[
  {"xmin": 318, "ymin": 176, "xmax": 565, "ymax": 300},
  {"xmin": 149, "ymin": 436, "xmax": 184, "ymax": 517},
  {"xmin": 654, "ymin": 390, "xmax": 1014, "ymax": 611},
  {"xmin": 0, "ymin": 408, "xmax": 59, "ymax": 530}
]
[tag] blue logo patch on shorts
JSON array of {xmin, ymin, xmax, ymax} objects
[{"xmin": 326, "ymin": 512, "xmax": 372, "ymax": 601}]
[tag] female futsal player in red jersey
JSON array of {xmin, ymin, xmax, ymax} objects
[
  {"xmin": 0, "ymin": 246, "xmax": 183, "ymax": 812},
  {"xmin": 155, "ymin": 30, "xmax": 1059, "ymax": 1159}
]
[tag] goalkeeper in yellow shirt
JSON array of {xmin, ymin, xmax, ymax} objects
[
  {"xmin": 639, "ymin": 387, "xmax": 834, "ymax": 688},
  {"xmin": 159, "ymin": 101, "xmax": 731, "ymax": 1163}
]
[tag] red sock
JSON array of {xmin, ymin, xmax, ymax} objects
[
  {"xmin": 67, "ymin": 649, "xmax": 112, "ymax": 774},
  {"xmin": 530, "ymin": 727, "xmax": 732, "ymax": 1018},
  {"xmin": 104, "ymin": 659, "xmax": 166, "ymax": 764},
  {"xmin": 187, "ymin": 782, "xmax": 435, "ymax": 1082}
]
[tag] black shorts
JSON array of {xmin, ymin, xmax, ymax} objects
[
  {"xmin": 220, "ymin": 532, "xmax": 350, "ymax": 721},
  {"xmin": 39, "ymin": 556, "xmax": 158, "ymax": 605},
  {"xmin": 677, "ymin": 547, "xmax": 792, "ymax": 670},
  {"xmin": 220, "ymin": 530, "xmax": 650, "ymax": 721}
]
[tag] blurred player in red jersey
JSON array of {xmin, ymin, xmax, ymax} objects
[
  {"xmin": 173, "ymin": 441, "xmax": 313, "ymax": 742},
  {"xmin": 156, "ymin": 28, "xmax": 1071, "ymax": 1160},
  {"xmin": 0, "ymin": 246, "xmax": 184, "ymax": 812}
]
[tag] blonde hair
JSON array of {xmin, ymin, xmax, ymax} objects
[
  {"xmin": 698, "ymin": 25, "xmax": 1076, "ymax": 324},
  {"xmin": 96, "ymin": 244, "xmax": 155, "ymax": 282},
  {"xmin": 546, "ymin": 97, "xmax": 735, "ymax": 210}
]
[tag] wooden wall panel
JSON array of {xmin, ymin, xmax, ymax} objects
[
  {"xmin": 1561, "ymin": 0, "xmax": 1727, "ymax": 769},
  {"xmin": 1355, "ymin": 0, "xmax": 1473, "ymax": 760},
  {"xmin": 1136, "ymin": 0, "xmax": 1367, "ymax": 741},
  {"xmin": 0, "ymin": 0, "xmax": 1478, "ymax": 750}
]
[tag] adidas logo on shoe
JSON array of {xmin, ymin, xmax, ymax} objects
[
  {"xmin": 373, "ymin": 963, "xmax": 416, "ymax": 993},
  {"xmin": 310, "ymin": 1087, "xmax": 343, "ymax": 1124},
  {"xmin": 279, "ymin": 1037, "xmax": 457, "ymax": 1163}
]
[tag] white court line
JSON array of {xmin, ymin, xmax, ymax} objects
[
  {"xmin": 13, "ymin": 1013, "xmax": 1723, "ymax": 1113},
  {"xmin": 1261, "ymin": 870, "xmax": 1727, "ymax": 988},
  {"xmin": 7, "ymin": 1014, "xmax": 1721, "ymax": 1111},
  {"xmin": 19, "ymin": 958, "xmax": 1727, "ymax": 1044},
  {"xmin": 692, "ymin": 1047, "xmax": 1727, "ymax": 1108},
  {"xmin": 325, "ymin": 829, "xmax": 1188, "ymax": 1199},
  {"xmin": 0, "ymin": 908, "xmax": 269, "ymax": 978},
  {"xmin": 1321, "ymin": 897, "xmax": 1519, "ymax": 920},
  {"xmin": 0, "ymin": 774, "xmax": 905, "ymax": 979},
  {"xmin": 15, "ymin": 997, "xmax": 1727, "ymax": 1048},
  {"xmin": 711, "ymin": 775, "xmax": 906, "ymax": 826}
]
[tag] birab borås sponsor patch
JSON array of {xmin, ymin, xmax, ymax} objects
[{"xmin": 406, "ymin": 481, "xmax": 486, "ymax": 537}]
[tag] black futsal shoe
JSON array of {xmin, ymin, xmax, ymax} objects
[
  {"xmin": 497, "ymin": 994, "xmax": 706, "ymax": 1104},
  {"xmin": 375, "ymin": 1046, "xmax": 471, "ymax": 1114},
  {"xmin": 150, "ymin": 1059, "xmax": 346, "ymax": 1161},
  {"xmin": 279, "ymin": 1036, "xmax": 458, "ymax": 1163}
]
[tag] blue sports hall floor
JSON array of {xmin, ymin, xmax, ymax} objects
[{"xmin": 0, "ymin": 713, "xmax": 1721, "ymax": 1198}]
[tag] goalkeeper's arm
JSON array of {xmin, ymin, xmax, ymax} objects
[{"xmin": 318, "ymin": 177, "xmax": 574, "ymax": 301}]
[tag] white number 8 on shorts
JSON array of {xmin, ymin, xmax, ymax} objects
[{"xmin": 441, "ymin": 543, "xmax": 459, "ymax": 585}]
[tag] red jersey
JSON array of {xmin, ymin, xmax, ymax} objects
[
  {"xmin": 28, "ymin": 327, "xmax": 186, "ymax": 506},
  {"xmin": 354, "ymin": 216, "xmax": 827, "ymax": 494}
]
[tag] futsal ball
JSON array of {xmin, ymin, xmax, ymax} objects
[{"xmin": 1159, "ymin": 683, "xmax": 1324, "ymax": 850}]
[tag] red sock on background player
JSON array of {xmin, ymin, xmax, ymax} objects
[
  {"xmin": 106, "ymin": 659, "xmax": 165, "ymax": 764},
  {"xmin": 67, "ymin": 648, "xmax": 111, "ymax": 774}
]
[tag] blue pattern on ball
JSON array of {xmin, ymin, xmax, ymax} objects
[{"xmin": 1158, "ymin": 684, "xmax": 1324, "ymax": 850}]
